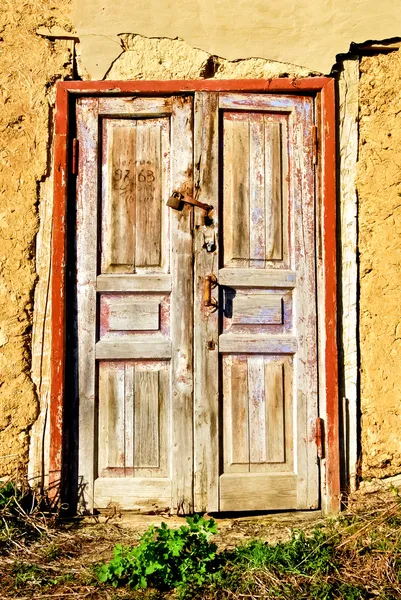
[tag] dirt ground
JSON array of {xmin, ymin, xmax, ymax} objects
[
  {"xmin": 0, "ymin": 511, "xmax": 324, "ymax": 599},
  {"xmin": 93, "ymin": 509, "xmax": 324, "ymax": 550},
  {"xmin": 1, "ymin": 0, "xmax": 401, "ymax": 512}
]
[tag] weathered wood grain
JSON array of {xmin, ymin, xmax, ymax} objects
[
  {"xmin": 98, "ymin": 363, "xmax": 125, "ymax": 473},
  {"xmin": 170, "ymin": 96, "xmax": 194, "ymax": 514},
  {"xmin": 102, "ymin": 121, "xmax": 136, "ymax": 273},
  {"xmin": 97, "ymin": 274, "xmax": 171, "ymax": 292},
  {"xmin": 219, "ymin": 334, "xmax": 296, "ymax": 354},
  {"xmin": 96, "ymin": 363, "xmax": 171, "ymax": 480},
  {"xmin": 290, "ymin": 98, "xmax": 319, "ymax": 509},
  {"xmin": 160, "ymin": 120, "xmax": 171, "ymax": 274},
  {"xmin": 223, "ymin": 113, "xmax": 250, "ymax": 264},
  {"xmin": 249, "ymin": 114, "xmax": 266, "ymax": 266},
  {"xmin": 219, "ymin": 473, "xmax": 297, "ymax": 511},
  {"xmin": 217, "ymin": 93, "xmax": 318, "ymax": 511},
  {"xmin": 157, "ymin": 366, "xmax": 170, "ymax": 478},
  {"xmin": 193, "ymin": 92, "xmax": 220, "ymax": 512},
  {"xmin": 134, "ymin": 370, "xmax": 159, "ymax": 470},
  {"xmin": 219, "ymin": 93, "xmax": 296, "ymax": 112},
  {"xmin": 94, "ymin": 478, "xmax": 172, "ymax": 511},
  {"xmin": 232, "ymin": 295, "xmax": 283, "ymax": 325},
  {"xmin": 135, "ymin": 119, "xmax": 162, "ymax": 267},
  {"xmin": 98, "ymin": 96, "xmax": 173, "ymax": 116},
  {"xmin": 124, "ymin": 364, "xmax": 134, "ymax": 470},
  {"xmin": 108, "ymin": 299, "xmax": 160, "ymax": 331},
  {"xmin": 74, "ymin": 91, "xmax": 320, "ymax": 515},
  {"xmin": 248, "ymin": 357, "xmax": 267, "ymax": 464},
  {"xmin": 224, "ymin": 356, "xmax": 249, "ymax": 472},
  {"xmin": 95, "ymin": 340, "xmax": 171, "ymax": 360},
  {"xmin": 265, "ymin": 362, "xmax": 285, "ymax": 463},
  {"xmin": 265, "ymin": 121, "xmax": 283, "ymax": 260},
  {"xmin": 218, "ymin": 268, "xmax": 296, "ymax": 288},
  {"xmin": 101, "ymin": 116, "xmax": 170, "ymax": 274},
  {"xmin": 76, "ymin": 97, "xmax": 99, "ymax": 512}
]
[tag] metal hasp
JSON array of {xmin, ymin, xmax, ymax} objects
[
  {"xmin": 203, "ymin": 274, "xmax": 218, "ymax": 311},
  {"xmin": 167, "ymin": 191, "xmax": 212, "ymax": 213}
]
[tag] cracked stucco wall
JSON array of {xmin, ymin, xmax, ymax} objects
[
  {"xmin": 0, "ymin": 0, "xmax": 73, "ymax": 477},
  {"xmin": 76, "ymin": 33, "xmax": 316, "ymax": 81}
]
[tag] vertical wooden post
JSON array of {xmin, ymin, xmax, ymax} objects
[
  {"xmin": 49, "ymin": 83, "xmax": 69, "ymax": 497},
  {"xmin": 321, "ymin": 78, "xmax": 341, "ymax": 513}
]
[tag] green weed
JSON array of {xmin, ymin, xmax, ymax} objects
[
  {"xmin": 41, "ymin": 541, "xmax": 61, "ymax": 561},
  {"xmin": 97, "ymin": 514, "xmax": 218, "ymax": 595},
  {"xmin": 96, "ymin": 517, "xmax": 361, "ymax": 599},
  {"xmin": 12, "ymin": 562, "xmax": 47, "ymax": 588},
  {"xmin": 0, "ymin": 482, "xmax": 20, "ymax": 512}
]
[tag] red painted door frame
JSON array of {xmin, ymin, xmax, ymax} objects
[{"xmin": 51, "ymin": 78, "xmax": 339, "ymax": 513}]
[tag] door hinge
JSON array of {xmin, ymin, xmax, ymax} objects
[
  {"xmin": 71, "ymin": 137, "xmax": 79, "ymax": 175},
  {"xmin": 316, "ymin": 417, "xmax": 324, "ymax": 459},
  {"xmin": 312, "ymin": 125, "xmax": 318, "ymax": 165}
]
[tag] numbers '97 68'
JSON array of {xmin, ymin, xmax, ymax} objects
[{"xmin": 113, "ymin": 167, "xmax": 155, "ymax": 191}]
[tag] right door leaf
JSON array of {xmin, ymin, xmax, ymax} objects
[{"xmin": 217, "ymin": 93, "xmax": 319, "ymax": 511}]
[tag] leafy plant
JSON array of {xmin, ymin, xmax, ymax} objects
[{"xmin": 97, "ymin": 514, "xmax": 218, "ymax": 594}]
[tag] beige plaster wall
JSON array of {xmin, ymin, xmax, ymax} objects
[
  {"xmin": 357, "ymin": 49, "xmax": 401, "ymax": 479},
  {"xmin": 73, "ymin": 0, "xmax": 399, "ymax": 78},
  {"xmin": 0, "ymin": 0, "xmax": 73, "ymax": 477}
]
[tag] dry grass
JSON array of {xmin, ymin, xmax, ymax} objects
[{"xmin": 0, "ymin": 483, "xmax": 401, "ymax": 599}]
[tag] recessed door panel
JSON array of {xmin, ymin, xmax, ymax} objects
[{"xmin": 223, "ymin": 112, "xmax": 288, "ymax": 267}]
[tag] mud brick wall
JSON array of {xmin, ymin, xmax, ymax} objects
[
  {"xmin": 358, "ymin": 49, "xmax": 401, "ymax": 479},
  {"xmin": 0, "ymin": 0, "xmax": 72, "ymax": 475}
]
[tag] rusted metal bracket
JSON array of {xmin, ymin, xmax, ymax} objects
[
  {"xmin": 204, "ymin": 274, "xmax": 218, "ymax": 311},
  {"xmin": 316, "ymin": 416, "xmax": 325, "ymax": 459}
]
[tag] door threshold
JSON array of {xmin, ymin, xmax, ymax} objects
[
  {"xmin": 86, "ymin": 508, "xmax": 322, "ymax": 528},
  {"xmin": 82, "ymin": 509, "xmax": 324, "ymax": 548}
]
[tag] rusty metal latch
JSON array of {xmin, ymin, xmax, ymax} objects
[
  {"xmin": 166, "ymin": 191, "xmax": 212, "ymax": 213},
  {"xmin": 204, "ymin": 274, "xmax": 218, "ymax": 311},
  {"xmin": 316, "ymin": 417, "xmax": 324, "ymax": 459}
]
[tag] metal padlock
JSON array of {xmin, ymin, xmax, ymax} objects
[{"xmin": 166, "ymin": 191, "xmax": 184, "ymax": 210}]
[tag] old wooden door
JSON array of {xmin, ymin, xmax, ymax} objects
[{"xmin": 74, "ymin": 91, "xmax": 318, "ymax": 514}]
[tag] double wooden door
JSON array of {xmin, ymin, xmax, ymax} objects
[{"xmin": 75, "ymin": 91, "xmax": 319, "ymax": 514}]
